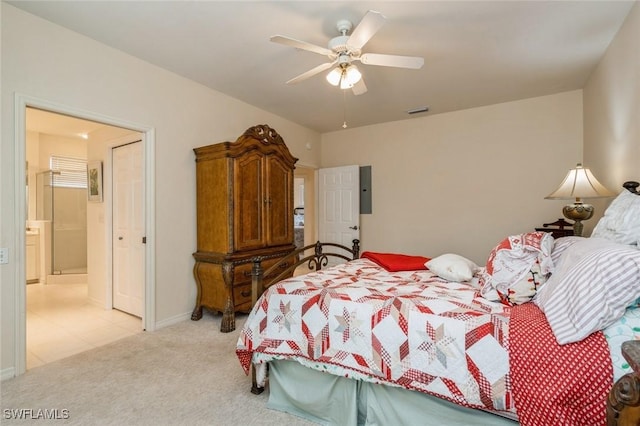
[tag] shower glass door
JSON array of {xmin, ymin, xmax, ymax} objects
[{"xmin": 36, "ymin": 167, "xmax": 88, "ymax": 275}]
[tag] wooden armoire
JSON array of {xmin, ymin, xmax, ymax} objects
[{"xmin": 192, "ymin": 125, "xmax": 298, "ymax": 332}]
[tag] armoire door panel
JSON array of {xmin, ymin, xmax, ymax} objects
[
  {"xmin": 266, "ymin": 155, "xmax": 293, "ymax": 246},
  {"xmin": 234, "ymin": 152, "xmax": 264, "ymax": 251}
]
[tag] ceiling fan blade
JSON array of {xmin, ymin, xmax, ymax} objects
[
  {"xmin": 352, "ymin": 78, "xmax": 368, "ymax": 96},
  {"xmin": 347, "ymin": 10, "xmax": 387, "ymax": 50},
  {"xmin": 286, "ymin": 61, "xmax": 336, "ymax": 85},
  {"xmin": 270, "ymin": 35, "xmax": 332, "ymax": 56},
  {"xmin": 360, "ymin": 53, "xmax": 424, "ymax": 69}
]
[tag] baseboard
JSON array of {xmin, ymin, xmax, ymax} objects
[
  {"xmin": 154, "ymin": 311, "xmax": 191, "ymax": 330},
  {"xmin": 46, "ymin": 274, "xmax": 88, "ymax": 284},
  {"xmin": 1, "ymin": 367, "xmax": 16, "ymax": 381},
  {"xmin": 87, "ymin": 295, "xmax": 108, "ymax": 309}
]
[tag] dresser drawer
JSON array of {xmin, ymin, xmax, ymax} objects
[
  {"xmin": 234, "ymin": 283, "xmax": 254, "ymax": 312},
  {"xmin": 233, "ymin": 257, "xmax": 294, "ymax": 310}
]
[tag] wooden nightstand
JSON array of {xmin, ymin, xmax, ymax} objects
[{"xmin": 535, "ymin": 218, "xmax": 574, "ymax": 239}]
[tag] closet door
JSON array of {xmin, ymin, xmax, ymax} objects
[
  {"xmin": 265, "ymin": 154, "xmax": 293, "ymax": 247},
  {"xmin": 234, "ymin": 151, "xmax": 264, "ymax": 251},
  {"xmin": 112, "ymin": 141, "xmax": 144, "ymax": 318}
]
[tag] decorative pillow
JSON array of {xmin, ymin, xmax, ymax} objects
[
  {"xmin": 361, "ymin": 251, "xmax": 430, "ymax": 272},
  {"xmin": 591, "ymin": 189, "xmax": 640, "ymax": 246},
  {"xmin": 480, "ymin": 232, "xmax": 554, "ymax": 306},
  {"xmin": 425, "ymin": 253, "xmax": 479, "ymax": 282},
  {"xmin": 534, "ymin": 237, "xmax": 640, "ymax": 345}
]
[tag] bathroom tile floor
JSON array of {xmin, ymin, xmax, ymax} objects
[{"xmin": 26, "ymin": 282, "xmax": 142, "ymax": 370}]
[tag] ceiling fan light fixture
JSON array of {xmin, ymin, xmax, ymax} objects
[
  {"xmin": 340, "ymin": 74, "xmax": 353, "ymax": 89},
  {"xmin": 326, "ymin": 67, "xmax": 342, "ymax": 86},
  {"xmin": 344, "ymin": 65, "xmax": 362, "ymax": 85}
]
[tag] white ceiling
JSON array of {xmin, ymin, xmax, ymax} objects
[{"xmin": 11, "ymin": 1, "xmax": 635, "ymax": 134}]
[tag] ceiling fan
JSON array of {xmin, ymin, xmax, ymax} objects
[{"xmin": 271, "ymin": 10, "xmax": 424, "ymax": 96}]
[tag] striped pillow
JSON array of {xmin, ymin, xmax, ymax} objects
[
  {"xmin": 534, "ymin": 237, "xmax": 640, "ymax": 344},
  {"xmin": 550, "ymin": 236, "xmax": 585, "ymax": 266}
]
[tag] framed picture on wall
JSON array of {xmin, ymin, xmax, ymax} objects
[{"xmin": 87, "ymin": 161, "xmax": 103, "ymax": 202}]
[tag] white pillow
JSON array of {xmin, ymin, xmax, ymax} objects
[
  {"xmin": 591, "ymin": 189, "xmax": 640, "ymax": 246},
  {"xmin": 425, "ymin": 253, "xmax": 479, "ymax": 282},
  {"xmin": 534, "ymin": 237, "xmax": 640, "ymax": 345}
]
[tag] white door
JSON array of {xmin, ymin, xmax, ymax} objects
[
  {"xmin": 112, "ymin": 141, "xmax": 144, "ymax": 317},
  {"xmin": 318, "ymin": 165, "xmax": 360, "ymax": 263}
]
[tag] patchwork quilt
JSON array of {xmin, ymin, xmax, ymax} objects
[
  {"xmin": 236, "ymin": 258, "xmax": 516, "ymax": 414},
  {"xmin": 236, "ymin": 257, "xmax": 621, "ymax": 425}
]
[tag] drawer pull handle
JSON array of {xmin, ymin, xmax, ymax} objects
[
  {"xmin": 244, "ymin": 262, "xmax": 289, "ymax": 276},
  {"xmin": 241, "ymin": 290, "xmax": 251, "ymax": 298}
]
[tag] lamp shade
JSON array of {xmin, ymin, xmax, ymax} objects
[
  {"xmin": 326, "ymin": 68, "xmax": 342, "ymax": 86},
  {"xmin": 344, "ymin": 65, "xmax": 362, "ymax": 86},
  {"xmin": 545, "ymin": 163, "xmax": 615, "ymax": 200},
  {"xmin": 340, "ymin": 75, "xmax": 353, "ymax": 90},
  {"xmin": 326, "ymin": 64, "xmax": 362, "ymax": 89}
]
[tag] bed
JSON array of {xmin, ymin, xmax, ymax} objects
[{"xmin": 236, "ymin": 181, "xmax": 640, "ymax": 426}]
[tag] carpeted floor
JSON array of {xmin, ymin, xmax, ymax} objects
[{"xmin": 1, "ymin": 313, "xmax": 314, "ymax": 426}]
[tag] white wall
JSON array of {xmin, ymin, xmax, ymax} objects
[
  {"xmin": 583, "ymin": 2, "xmax": 640, "ymax": 203},
  {"xmin": 321, "ymin": 91, "xmax": 583, "ymax": 264},
  {"xmin": 1, "ymin": 4, "xmax": 321, "ymax": 377}
]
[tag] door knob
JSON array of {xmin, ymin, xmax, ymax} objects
[
  {"xmin": 349, "ymin": 226, "xmax": 358, "ymax": 230},
  {"xmin": 118, "ymin": 236, "xmax": 123, "ymax": 240}
]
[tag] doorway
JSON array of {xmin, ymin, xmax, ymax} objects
[
  {"xmin": 294, "ymin": 166, "xmax": 317, "ymax": 248},
  {"xmin": 16, "ymin": 97, "xmax": 156, "ymax": 375},
  {"xmin": 318, "ymin": 165, "xmax": 361, "ymax": 264}
]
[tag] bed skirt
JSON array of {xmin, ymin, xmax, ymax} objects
[{"xmin": 266, "ymin": 360, "xmax": 518, "ymax": 426}]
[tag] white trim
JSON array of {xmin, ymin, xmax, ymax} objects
[
  {"xmin": 1, "ymin": 367, "xmax": 16, "ymax": 382},
  {"xmin": 14, "ymin": 96, "xmax": 27, "ymax": 377},
  {"xmin": 154, "ymin": 311, "xmax": 192, "ymax": 330},
  {"xmin": 13, "ymin": 93, "xmax": 157, "ymax": 376}
]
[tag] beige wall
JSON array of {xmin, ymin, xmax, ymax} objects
[
  {"xmin": 1, "ymin": 4, "xmax": 321, "ymax": 377},
  {"xmin": 583, "ymin": 2, "xmax": 640, "ymax": 214},
  {"xmin": 321, "ymin": 91, "xmax": 583, "ymax": 264}
]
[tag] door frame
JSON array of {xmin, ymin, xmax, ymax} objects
[{"xmin": 13, "ymin": 93, "xmax": 156, "ymax": 376}]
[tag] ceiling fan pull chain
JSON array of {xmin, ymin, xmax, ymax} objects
[{"xmin": 342, "ymin": 90, "xmax": 348, "ymax": 129}]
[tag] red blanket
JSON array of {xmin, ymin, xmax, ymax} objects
[
  {"xmin": 510, "ymin": 303, "xmax": 613, "ymax": 426},
  {"xmin": 360, "ymin": 251, "xmax": 430, "ymax": 272}
]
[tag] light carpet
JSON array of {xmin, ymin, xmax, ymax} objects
[{"xmin": 1, "ymin": 313, "xmax": 313, "ymax": 426}]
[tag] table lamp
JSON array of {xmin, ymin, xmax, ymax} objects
[{"xmin": 545, "ymin": 163, "xmax": 615, "ymax": 236}]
